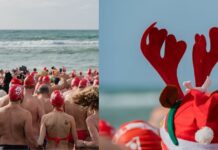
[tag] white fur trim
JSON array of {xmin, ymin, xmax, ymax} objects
[{"xmin": 195, "ymin": 127, "xmax": 214, "ymax": 144}]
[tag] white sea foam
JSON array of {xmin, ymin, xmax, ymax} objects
[{"xmin": 0, "ymin": 39, "xmax": 98, "ymax": 48}]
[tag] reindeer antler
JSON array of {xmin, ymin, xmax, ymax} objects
[
  {"xmin": 140, "ymin": 22, "xmax": 186, "ymax": 98},
  {"xmin": 193, "ymin": 27, "xmax": 218, "ymax": 87}
]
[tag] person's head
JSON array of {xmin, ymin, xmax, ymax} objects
[
  {"xmin": 24, "ymin": 75, "xmax": 36, "ymax": 90},
  {"xmin": 78, "ymin": 78, "xmax": 88, "ymax": 89},
  {"xmin": 37, "ymin": 84, "xmax": 50, "ymax": 96},
  {"xmin": 50, "ymin": 90, "xmax": 65, "ymax": 110},
  {"xmin": 54, "ymin": 77, "xmax": 60, "ymax": 85},
  {"xmin": 74, "ymin": 86, "xmax": 99, "ymax": 111},
  {"xmin": 42, "ymin": 75, "xmax": 50, "ymax": 85},
  {"xmin": 33, "ymin": 68, "xmax": 37, "ymax": 72},
  {"xmin": 9, "ymin": 84, "xmax": 24, "ymax": 103},
  {"xmin": 71, "ymin": 77, "xmax": 80, "ymax": 88}
]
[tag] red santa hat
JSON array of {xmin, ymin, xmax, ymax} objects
[
  {"xmin": 113, "ymin": 120, "xmax": 162, "ymax": 150},
  {"xmin": 140, "ymin": 23, "xmax": 218, "ymax": 149},
  {"xmin": 99, "ymin": 120, "xmax": 115, "ymax": 138}
]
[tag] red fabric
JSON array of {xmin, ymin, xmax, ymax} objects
[
  {"xmin": 10, "ymin": 78, "xmax": 22, "ymax": 86},
  {"xmin": 113, "ymin": 120, "xmax": 162, "ymax": 150},
  {"xmin": 24, "ymin": 75, "xmax": 36, "ymax": 87},
  {"xmin": 99, "ymin": 120, "xmax": 115, "ymax": 138},
  {"xmin": 42, "ymin": 76, "xmax": 50, "ymax": 84},
  {"xmin": 50, "ymin": 90, "xmax": 64, "ymax": 107},
  {"xmin": 77, "ymin": 130, "xmax": 89, "ymax": 140},
  {"xmin": 71, "ymin": 77, "xmax": 80, "ymax": 87},
  {"xmin": 46, "ymin": 133, "xmax": 72, "ymax": 145},
  {"xmin": 79, "ymin": 79, "xmax": 88, "ymax": 88},
  {"xmin": 172, "ymin": 90, "xmax": 218, "ymax": 143},
  {"xmin": 93, "ymin": 79, "xmax": 99, "ymax": 86},
  {"xmin": 140, "ymin": 22, "xmax": 186, "ymax": 98},
  {"xmin": 193, "ymin": 27, "xmax": 218, "ymax": 87},
  {"xmin": 9, "ymin": 85, "xmax": 24, "ymax": 101},
  {"xmin": 87, "ymin": 68, "xmax": 92, "ymax": 75},
  {"xmin": 38, "ymin": 76, "xmax": 43, "ymax": 83}
]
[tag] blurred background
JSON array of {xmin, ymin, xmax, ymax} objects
[{"xmin": 100, "ymin": 0, "xmax": 218, "ymax": 128}]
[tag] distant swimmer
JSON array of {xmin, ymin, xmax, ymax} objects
[
  {"xmin": 38, "ymin": 90, "xmax": 82, "ymax": 150},
  {"xmin": 0, "ymin": 85, "xmax": 37, "ymax": 149}
]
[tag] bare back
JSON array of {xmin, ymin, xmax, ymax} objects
[
  {"xmin": 22, "ymin": 94, "xmax": 44, "ymax": 137},
  {"xmin": 65, "ymin": 91, "xmax": 87, "ymax": 130},
  {"xmin": 43, "ymin": 111, "xmax": 77, "ymax": 150},
  {"xmin": 0, "ymin": 105, "xmax": 31, "ymax": 145}
]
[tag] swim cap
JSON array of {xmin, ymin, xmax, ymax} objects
[
  {"xmin": 113, "ymin": 120, "xmax": 162, "ymax": 150},
  {"xmin": 38, "ymin": 76, "xmax": 43, "ymax": 83},
  {"xmin": 9, "ymin": 85, "xmax": 24, "ymax": 102},
  {"xmin": 42, "ymin": 76, "xmax": 50, "ymax": 84},
  {"xmin": 93, "ymin": 79, "xmax": 99, "ymax": 86},
  {"xmin": 87, "ymin": 68, "xmax": 92, "ymax": 76},
  {"xmin": 78, "ymin": 79, "xmax": 88, "ymax": 88},
  {"xmin": 24, "ymin": 75, "xmax": 36, "ymax": 87},
  {"xmin": 71, "ymin": 70, "xmax": 76, "ymax": 78},
  {"xmin": 71, "ymin": 77, "xmax": 80, "ymax": 87},
  {"xmin": 99, "ymin": 120, "xmax": 115, "ymax": 138},
  {"xmin": 10, "ymin": 78, "xmax": 22, "ymax": 87},
  {"xmin": 50, "ymin": 90, "xmax": 64, "ymax": 107}
]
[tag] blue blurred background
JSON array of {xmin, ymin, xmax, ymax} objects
[{"xmin": 100, "ymin": 0, "xmax": 218, "ymax": 127}]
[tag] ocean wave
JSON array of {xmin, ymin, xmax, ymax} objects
[{"xmin": 0, "ymin": 39, "xmax": 98, "ymax": 48}]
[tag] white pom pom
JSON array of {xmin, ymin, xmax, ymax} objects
[{"xmin": 195, "ymin": 126, "xmax": 214, "ymax": 144}]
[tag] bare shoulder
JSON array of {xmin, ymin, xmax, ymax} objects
[
  {"xmin": 63, "ymin": 112, "xmax": 75, "ymax": 121},
  {"xmin": 0, "ymin": 95, "xmax": 9, "ymax": 107}
]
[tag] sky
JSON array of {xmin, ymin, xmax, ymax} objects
[
  {"xmin": 0, "ymin": 0, "xmax": 98, "ymax": 29},
  {"xmin": 100, "ymin": 0, "xmax": 218, "ymax": 91}
]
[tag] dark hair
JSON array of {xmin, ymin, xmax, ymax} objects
[
  {"xmin": 74, "ymin": 87, "xmax": 99, "ymax": 111},
  {"xmin": 3, "ymin": 72, "xmax": 12, "ymax": 93},
  {"xmin": 33, "ymin": 68, "xmax": 37, "ymax": 72},
  {"xmin": 54, "ymin": 77, "xmax": 60, "ymax": 85},
  {"xmin": 38, "ymin": 85, "xmax": 50, "ymax": 94}
]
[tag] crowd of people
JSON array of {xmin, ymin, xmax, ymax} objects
[{"xmin": 0, "ymin": 66, "xmax": 99, "ymax": 150}]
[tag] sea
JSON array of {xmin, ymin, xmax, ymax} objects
[
  {"xmin": 100, "ymin": 90, "xmax": 162, "ymax": 128},
  {"xmin": 0, "ymin": 30, "xmax": 98, "ymax": 72}
]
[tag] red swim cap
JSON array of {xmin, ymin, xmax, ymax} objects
[
  {"xmin": 24, "ymin": 75, "xmax": 36, "ymax": 87},
  {"xmin": 99, "ymin": 120, "xmax": 115, "ymax": 138},
  {"xmin": 93, "ymin": 79, "xmax": 99, "ymax": 86},
  {"xmin": 50, "ymin": 90, "xmax": 64, "ymax": 107},
  {"xmin": 38, "ymin": 76, "xmax": 43, "ymax": 83},
  {"xmin": 78, "ymin": 79, "xmax": 88, "ymax": 88},
  {"xmin": 42, "ymin": 76, "xmax": 50, "ymax": 84},
  {"xmin": 71, "ymin": 77, "xmax": 80, "ymax": 87},
  {"xmin": 9, "ymin": 85, "xmax": 24, "ymax": 102},
  {"xmin": 87, "ymin": 68, "xmax": 92, "ymax": 75},
  {"xmin": 113, "ymin": 120, "xmax": 162, "ymax": 150},
  {"xmin": 71, "ymin": 70, "xmax": 76, "ymax": 78},
  {"xmin": 10, "ymin": 78, "xmax": 22, "ymax": 87}
]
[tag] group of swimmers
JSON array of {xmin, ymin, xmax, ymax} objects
[{"xmin": 0, "ymin": 66, "xmax": 99, "ymax": 150}]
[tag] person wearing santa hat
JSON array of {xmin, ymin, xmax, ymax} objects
[
  {"xmin": 113, "ymin": 120, "xmax": 162, "ymax": 150},
  {"xmin": 99, "ymin": 120, "xmax": 115, "ymax": 139},
  {"xmin": 21, "ymin": 75, "xmax": 45, "ymax": 138},
  {"xmin": 74, "ymin": 86, "xmax": 99, "ymax": 148},
  {"xmin": 38, "ymin": 90, "xmax": 82, "ymax": 150},
  {"xmin": 0, "ymin": 85, "xmax": 37, "ymax": 149}
]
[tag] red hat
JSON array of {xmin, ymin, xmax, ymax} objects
[
  {"xmin": 9, "ymin": 85, "xmax": 24, "ymax": 101},
  {"xmin": 160, "ymin": 89, "xmax": 218, "ymax": 149},
  {"xmin": 99, "ymin": 120, "xmax": 115, "ymax": 138},
  {"xmin": 78, "ymin": 79, "xmax": 88, "ymax": 88},
  {"xmin": 42, "ymin": 76, "xmax": 50, "ymax": 84},
  {"xmin": 24, "ymin": 75, "xmax": 36, "ymax": 87},
  {"xmin": 93, "ymin": 79, "xmax": 99, "ymax": 86},
  {"xmin": 71, "ymin": 77, "xmax": 80, "ymax": 87},
  {"xmin": 113, "ymin": 120, "xmax": 162, "ymax": 150},
  {"xmin": 50, "ymin": 90, "xmax": 64, "ymax": 107},
  {"xmin": 87, "ymin": 68, "xmax": 92, "ymax": 75},
  {"xmin": 38, "ymin": 76, "xmax": 43, "ymax": 83},
  {"xmin": 43, "ymin": 67, "xmax": 47, "ymax": 71},
  {"xmin": 10, "ymin": 78, "xmax": 22, "ymax": 86},
  {"xmin": 79, "ymin": 71, "xmax": 83, "ymax": 76},
  {"xmin": 71, "ymin": 70, "xmax": 76, "ymax": 78}
]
